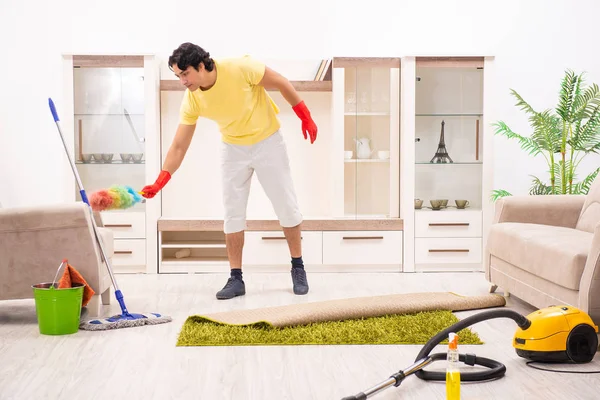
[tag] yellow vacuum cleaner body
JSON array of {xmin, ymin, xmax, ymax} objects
[{"xmin": 513, "ymin": 305, "xmax": 599, "ymax": 363}]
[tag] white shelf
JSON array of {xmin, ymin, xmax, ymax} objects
[
  {"xmin": 344, "ymin": 112, "xmax": 390, "ymax": 116},
  {"xmin": 415, "ymin": 207, "xmax": 481, "ymax": 212},
  {"xmin": 416, "ymin": 113, "xmax": 482, "ymax": 117},
  {"xmin": 161, "ymin": 257, "xmax": 229, "ymax": 264},
  {"xmin": 161, "ymin": 241, "xmax": 226, "ymax": 249},
  {"xmin": 415, "ymin": 161, "xmax": 482, "ymax": 165},
  {"xmin": 345, "ymin": 159, "xmax": 390, "ymax": 163},
  {"xmin": 343, "ymin": 214, "xmax": 389, "ymax": 218}
]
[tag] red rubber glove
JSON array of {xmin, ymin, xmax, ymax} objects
[
  {"xmin": 141, "ymin": 170, "xmax": 171, "ymax": 199},
  {"xmin": 292, "ymin": 100, "xmax": 318, "ymax": 144}
]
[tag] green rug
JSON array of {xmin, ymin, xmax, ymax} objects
[{"xmin": 176, "ymin": 310, "xmax": 483, "ymax": 346}]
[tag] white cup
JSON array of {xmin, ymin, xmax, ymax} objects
[
  {"xmin": 344, "ymin": 151, "xmax": 353, "ymax": 159},
  {"xmin": 377, "ymin": 151, "xmax": 390, "ymax": 159}
]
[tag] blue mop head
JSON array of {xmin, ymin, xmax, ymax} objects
[
  {"xmin": 79, "ymin": 289, "xmax": 172, "ymax": 331},
  {"xmin": 80, "ymin": 312, "xmax": 172, "ymax": 331}
]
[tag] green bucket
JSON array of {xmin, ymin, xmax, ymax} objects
[{"xmin": 32, "ymin": 282, "xmax": 84, "ymax": 335}]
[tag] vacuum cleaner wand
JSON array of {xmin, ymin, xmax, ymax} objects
[
  {"xmin": 341, "ymin": 356, "xmax": 434, "ymax": 400},
  {"xmin": 340, "ymin": 309, "xmax": 532, "ymax": 399}
]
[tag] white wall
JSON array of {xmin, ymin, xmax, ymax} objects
[{"xmin": 1, "ymin": 0, "xmax": 600, "ymax": 208}]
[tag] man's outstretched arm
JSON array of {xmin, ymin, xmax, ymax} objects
[
  {"xmin": 141, "ymin": 123, "xmax": 196, "ymax": 198},
  {"xmin": 162, "ymin": 123, "xmax": 196, "ymax": 174},
  {"xmin": 258, "ymin": 67, "xmax": 318, "ymax": 144}
]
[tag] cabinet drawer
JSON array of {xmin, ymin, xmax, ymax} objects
[
  {"xmin": 243, "ymin": 231, "xmax": 323, "ymax": 265},
  {"xmin": 323, "ymin": 231, "xmax": 403, "ymax": 265},
  {"xmin": 112, "ymin": 239, "xmax": 146, "ymax": 267},
  {"xmin": 100, "ymin": 211, "xmax": 145, "ymax": 239},
  {"xmin": 415, "ymin": 210, "xmax": 481, "ymax": 238},
  {"xmin": 415, "ymin": 238, "xmax": 481, "ymax": 264}
]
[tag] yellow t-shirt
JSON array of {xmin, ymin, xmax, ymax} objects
[{"xmin": 179, "ymin": 55, "xmax": 281, "ymax": 145}]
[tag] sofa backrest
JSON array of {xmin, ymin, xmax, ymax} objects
[{"xmin": 576, "ymin": 174, "xmax": 600, "ymax": 233}]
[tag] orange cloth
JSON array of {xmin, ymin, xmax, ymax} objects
[{"xmin": 58, "ymin": 263, "xmax": 95, "ymax": 307}]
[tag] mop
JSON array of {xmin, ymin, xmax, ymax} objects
[{"xmin": 48, "ymin": 98, "xmax": 172, "ymax": 331}]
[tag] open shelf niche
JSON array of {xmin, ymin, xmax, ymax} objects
[{"xmin": 159, "ymin": 58, "xmax": 332, "ymax": 92}]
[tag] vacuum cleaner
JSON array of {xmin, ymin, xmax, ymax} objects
[{"xmin": 341, "ymin": 305, "xmax": 599, "ymax": 400}]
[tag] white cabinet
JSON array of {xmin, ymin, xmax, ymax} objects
[
  {"xmin": 63, "ymin": 54, "xmax": 161, "ymax": 275},
  {"xmin": 157, "ymin": 220, "xmax": 403, "ymax": 273},
  {"xmin": 101, "ymin": 211, "xmax": 146, "ymax": 273},
  {"xmin": 415, "ymin": 210, "xmax": 482, "ymax": 238},
  {"xmin": 400, "ymin": 56, "xmax": 494, "ymax": 272},
  {"xmin": 112, "ymin": 239, "xmax": 147, "ymax": 273},
  {"xmin": 415, "ymin": 238, "xmax": 482, "ymax": 267},
  {"xmin": 242, "ymin": 231, "xmax": 323, "ymax": 266},
  {"xmin": 322, "ymin": 231, "xmax": 403, "ymax": 265},
  {"xmin": 101, "ymin": 211, "xmax": 146, "ymax": 238}
]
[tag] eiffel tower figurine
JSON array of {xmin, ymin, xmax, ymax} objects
[{"xmin": 430, "ymin": 120, "xmax": 453, "ymax": 163}]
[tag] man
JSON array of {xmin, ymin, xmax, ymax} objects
[{"xmin": 141, "ymin": 42, "xmax": 318, "ymax": 300}]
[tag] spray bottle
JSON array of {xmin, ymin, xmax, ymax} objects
[{"xmin": 446, "ymin": 332, "xmax": 460, "ymax": 399}]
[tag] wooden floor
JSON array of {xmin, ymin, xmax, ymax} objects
[{"xmin": 1, "ymin": 271, "xmax": 600, "ymax": 400}]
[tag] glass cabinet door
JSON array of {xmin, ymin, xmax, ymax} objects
[
  {"xmin": 72, "ymin": 61, "xmax": 146, "ymax": 211},
  {"xmin": 340, "ymin": 58, "xmax": 400, "ymax": 218},
  {"xmin": 414, "ymin": 58, "xmax": 484, "ymax": 212}
]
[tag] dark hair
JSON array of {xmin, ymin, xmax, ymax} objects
[{"xmin": 168, "ymin": 42, "xmax": 214, "ymax": 72}]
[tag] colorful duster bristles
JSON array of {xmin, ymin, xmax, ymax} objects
[{"xmin": 89, "ymin": 185, "xmax": 144, "ymax": 211}]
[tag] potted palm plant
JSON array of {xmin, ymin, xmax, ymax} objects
[{"xmin": 492, "ymin": 70, "xmax": 600, "ymax": 200}]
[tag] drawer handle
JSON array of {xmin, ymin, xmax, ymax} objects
[
  {"xmin": 115, "ymin": 250, "xmax": 133, "ymax": 254},
  {"xmin": 105, "ymin": 224, "xmax": 133, "ymax": 228},
  {"xmin": 261, "ymin": 237, "xmax": 303, "ymax": 240},
  {"xmin": 342, "ymin": 236, "xmax": 384, "ymax": 240},
  {"xmin": 428, "ymin": 249, "xmax": 470, "ymax": 253},
  {"xmin": 428, "ymin": 223, "xmax": 470, "ymax": 227}
]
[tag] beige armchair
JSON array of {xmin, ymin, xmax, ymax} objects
[
  {"xmin": 0, "ymin": 202, "xmax": 114, "ymax": 317},
  {"xmin": 485, "ymin": 177, "xmax": 600, "ymax": 324}
]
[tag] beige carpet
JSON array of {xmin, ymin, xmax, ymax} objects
[{"xmin": 194, "ymin": 292, "xmax": 506, "ymax": 328}]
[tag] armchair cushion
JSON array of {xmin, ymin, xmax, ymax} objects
[{"xmin": 487, "ymin": 222, "xmax": 592, "ymax": 291}]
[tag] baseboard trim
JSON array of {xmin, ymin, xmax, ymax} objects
[{"xmin": 158, "ymin": 263, "xmax": 403, "ymax": 274}]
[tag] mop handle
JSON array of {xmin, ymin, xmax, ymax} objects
[
  {"xmin": 48, "ymin": 98, "xmax": 89, "ymax": 205},
  {"xmin": 47, "ymin": 98, "xmax": 124, "ymax": 302}
]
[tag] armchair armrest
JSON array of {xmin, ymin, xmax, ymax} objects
[
  {"xmin": 494, "ymin": 195, "xmax": 585, "ymax": 228},
  {"xmin": 578, "ymin": 223, "xmax": 600, "ymax": 325}
]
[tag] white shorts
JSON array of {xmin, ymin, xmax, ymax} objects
[{"xmin": 220, "ymin": 131, "xmax": 303, "ymax": 234}]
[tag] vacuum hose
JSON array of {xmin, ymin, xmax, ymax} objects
[
  {"xmin": 414, "ymin": 308, "xmax": 530, "ymax": 381},
  {"xmin": 341, "ymin": 309, "xmax": 531, "ymax": 399}
]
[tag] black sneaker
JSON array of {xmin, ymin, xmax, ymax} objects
[
  {"xmin": 216, "ymin": 277, "xmax": 246, "ymax": 300},
  {"xmin": 291, "ymin": 267, "xmax": 309, "ymax": 295}
]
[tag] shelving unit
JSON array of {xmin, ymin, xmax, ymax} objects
[
  {"xmin": 331, "ymin": 57, "xmax": 401, "ymax": 220},
  {"xmin": 399, "ymin": 55, "xmax": 495, "ymax": 273},
  {"xmin": 54, "ymin": 52, "xmax": 501, "ymax": 276},
  {"xmin": 62, "ymin": 54, "xmax": 161, "ymax": 274}
]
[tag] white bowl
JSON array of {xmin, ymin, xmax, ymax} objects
[
  {"xmin": 344, "ymin": 151, "xmax": 353, "ymax": 159},
  {"xmin": 377, "ymin": 150, "xmax": 390, "ymax": 159}
]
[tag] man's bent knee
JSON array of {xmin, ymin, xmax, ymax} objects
[
  {"xmin": 279, "ymin": 211, "xmax": 303, "ymax": 229},
  {"xmin": 224, "ymin": 217, "xmax": 247, "ymax": 234}
]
